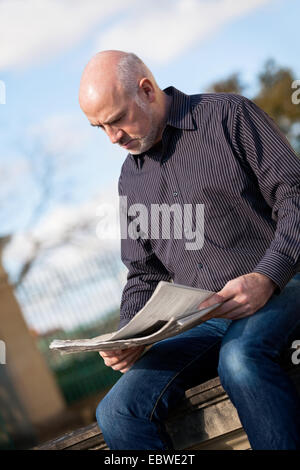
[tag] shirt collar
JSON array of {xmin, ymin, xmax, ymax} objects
[
  {"xmin": 164, "ymin": 86, "xmax": 196, "ymax": 130},
  {"xmin": 130, "ymin": 86, "xmax": 196, "ymax": 168}
]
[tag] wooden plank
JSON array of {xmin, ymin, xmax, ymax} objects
[
  {"xmin": 35, "ymin": 361, "xmax": 300, "ymax": 450},
  {"xmin": 34, "ymin": 423, "xmax": 105, "ymax": 450}
]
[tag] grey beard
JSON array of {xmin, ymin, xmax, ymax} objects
[
  {"xmin": 130, "ymin": 99, "xmax": 162, "ymax": 155},
  {"xmin": 138, "ymin": 119, "xmax": 161, "ymax": 153}
]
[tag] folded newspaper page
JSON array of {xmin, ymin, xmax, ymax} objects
[{"xmin": 50, "ymin": 281, "xmax": 223, "ymax": 354}]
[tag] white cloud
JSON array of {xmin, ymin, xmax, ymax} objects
[
  {"xmin": 3, "ymin": 181, "xmax": 120, "ymax": 266},
  {"xmin": 0, "ymin": 0, "xmax": 275, "ymax": 71},
  {"xmin": 28, "ymin": 113, "xmax": 90, "ymax": 156},
  {"xmin": 3, "ymin": 232, "xmax": 37, "ymax": 270},
  {"xmin": 0, "ymin": 0, "xmax": 137, "ymax": 70},
  {"xmin": 95, "ymin": 0, "xmax": 274, "ymax": 64},
  {"xmin": 0, "ymin": 158, "xmax": 30, "ymax": 183},
  {"xmin": 30, "ymin": 182, "xmax": 120, "ymax": 245},
  {"xmin": 2, "ymin": 180, "xmax": 122, "ymax": 302}
]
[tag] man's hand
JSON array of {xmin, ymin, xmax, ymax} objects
[
  {"xmin": 99, "ymin": 345, "xmax": 146, "ymax": 374},
  {"xmin": 198, "ymin": 272, "xmax": 277, "ymax": 322}
]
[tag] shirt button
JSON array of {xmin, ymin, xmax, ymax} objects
[
  {"xmin": 198, "ymin": 263, "xmax": 203, "ymax": 269},
  {"xmin": 173, "ymin": 191, "xmax": 178, "ymax": 197}
]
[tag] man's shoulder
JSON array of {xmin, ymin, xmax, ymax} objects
[
  {"xmin": 119, "ymin": 152, "xmax": 136, "ymax": 173},
  {"xmin": 118, "ymin": 153, "xmax": 137, "ymax": 191},
  {"xmin": 190, "ymin": 91, "xmax": 249, "ymax": 112}
]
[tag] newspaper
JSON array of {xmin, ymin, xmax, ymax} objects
[{"xmin": 49, "ymin": 281, "xmax": 223, "ymax": 354}]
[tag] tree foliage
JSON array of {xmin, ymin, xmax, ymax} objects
[
  {"xmin": 207, "ymin": 72, "xmax": 246, "ymax": 95},
  {"xmin": 206, "ymin": 59, "xmax": 300, "ymax": 154},
  {"xmin": 254, "ymin": 59, "xmax": 300, "ymax": 134}
]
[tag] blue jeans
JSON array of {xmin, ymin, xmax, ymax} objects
[{"xmin": 96, "ymin": 274, "xmax": 300, "ymax": 450}]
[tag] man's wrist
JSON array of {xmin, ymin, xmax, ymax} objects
[
  {"xmin": 253, "ymin": 249, "xmax": 295, "ymax": 293},
  {"xmin": 251, "ymin": 272, "xmax": 277, "ymax": 293}
]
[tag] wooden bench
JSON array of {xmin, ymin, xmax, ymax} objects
[{"xmin": 35, "ymin": 352, "xmax": 300, "ymax": 450}]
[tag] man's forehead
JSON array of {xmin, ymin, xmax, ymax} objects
[
  {"xmin": 95, "ymin": 83, "xmax": 122, "ymax": 109},
  {"xmin": 87, "ymin": 84, "xmax": 130, "ymax": 123},
  {"xmin": 97, "ymin": 106, "xmax": 127, "ymax": 125}
]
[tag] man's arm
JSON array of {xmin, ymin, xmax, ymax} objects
[
  {"xmin": 99, "ymin": 175, "xmax": 172, "ymax": 372},
  {"xmin": 199, "ymin": 97, "xmax": 300, "ymax": 320},
  {"xmin": 117, "ymin": 174, "xmax": 172, "ymax": 329},
  {"xmin": 232, "ymin": 97, "xmax": 300, "ymax": 291},
  {"xmin": 119, "ymin": 250, "xmax": 172, "ymax": 329}
]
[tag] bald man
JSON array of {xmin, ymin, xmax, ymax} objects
[{"xmin": 79, "ymin": 51, "xmax": 300, "ymax": 450}]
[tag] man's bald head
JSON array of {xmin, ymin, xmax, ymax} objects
[
  {"xmin": 79, "ymin": 50, "xmax": 158, "ymax": 113},
  {"xmin": 78, "ymin": 50, "xmax": 171, "ymax": 154}
]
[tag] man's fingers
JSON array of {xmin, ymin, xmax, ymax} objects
[
  {"xmin": 198, "ymin": 292, "xmax": 230, "ymax": 310},
  {"xmin": 100, "ymin": 346, "xmax": 144, "ymax": 358},
  {"xmin": 101, "ymin": 348, "xmax": 137, "ymax": 366},
  {"xmin": 200, "ymin": 298, "xmax": 239, "ymax": 321},
  {"xmin": 100, "ymin": 348, "xmax": 126, "ymax": 358},
  {"xmin": 207, "ymin": 304, "xmax": 252, "ymax": 321},
  {"xmin": 224, "ymin": 307, "xmax": 252, "ymax": 320},
  {"xmin": 100, "ymin": 346, "xmax": 145, "ymax": 369},
  {"xmin": 199, "ymin": 278, "xmax": 250, "ymax": 311},
  {"xmin": 209, "ymin": 299, "xmax": 240, "ymax": 316},
  {"xmin": 112, "ymin": 353, "xmax": 141, "ymax": 371},
  {"xmin": 109, "ymin": 349, "xmax": 144, "ymax": 372},
  {"xmin": 100, "ymin": 347, "xmax": 136, "ymax": 362}
]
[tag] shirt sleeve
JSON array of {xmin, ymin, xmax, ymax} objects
[
  {"xmin": 232, "ymin": 97, "xmax": 300, "ymax": 292},
  {"xmin": 118, "ymin": 175, "xmax": 172, "ymax": 329}
]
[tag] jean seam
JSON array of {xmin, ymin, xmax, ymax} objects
[{"xmin": 149, "ymin": 337, "xmax": 222, "ymax": 421}]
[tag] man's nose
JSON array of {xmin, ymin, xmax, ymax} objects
[{"xmin": 107, "ymin": 127, "xmax": 124, "ymax": 144}]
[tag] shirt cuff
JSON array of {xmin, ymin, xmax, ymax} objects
[{"xmin": 252, "ymin": 249, "xmax": 295, "ymax": 293}]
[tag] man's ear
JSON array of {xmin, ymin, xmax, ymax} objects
[{"xmin": 139, "ymin": 78, "xmax": 155, "ymax": 103}]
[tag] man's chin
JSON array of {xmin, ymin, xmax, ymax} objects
[
  {"xmin": 124, "ymin": 132, "xmax": 158, "ymax": 155},
  {"xmin": 129, "ymin": 140, "xmax": 157, "ymax": 155}
]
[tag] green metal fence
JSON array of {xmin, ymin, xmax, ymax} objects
[
  {"xmin": 15, "ymin": 248, "xmax": 126, "ymax": 404},
  {"xmin": 0, "ymin": 411, "xmax": 15, "ymax": 450}
]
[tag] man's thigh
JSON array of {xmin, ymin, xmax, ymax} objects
[
  {"xmin": 101, "ymin": 317, "xmax": 230, "ymax": 421},
  {"xmin": 221, "ymin": 273, "xmax": 300, "ymax": 357}
]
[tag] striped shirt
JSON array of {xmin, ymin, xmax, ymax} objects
[{"xmin": 118, "ymin": 86, "xmax": 300, "ymax": 328}]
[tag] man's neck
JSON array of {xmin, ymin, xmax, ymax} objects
[
  {"xmin": 154, "ymin": 92, "xmax": 173, "ymax": 145},
  {"xmin": 162, "ymin": 91, "xmax": 173, "ymax": 124}
]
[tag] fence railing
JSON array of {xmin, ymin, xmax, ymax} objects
[{"xmin": 15, "ymin": 248, "xmax": 127, "ymax": 403}]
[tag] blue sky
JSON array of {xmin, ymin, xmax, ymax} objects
[
  {"xmin": 0, "ymin": 0, "xmax": 299, "ymax": 259},
  {"xmin": 1, "ymin": 0, "xmax": 299, "ymax": 331}
]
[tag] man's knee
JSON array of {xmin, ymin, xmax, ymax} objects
[
  {"xmin": 217, "ymin": 338, "xmax": 267, "ymax": 389},
  {"xmin": 96, "ymin": 394, "xmax": 113, "ymax": 433},
  {"xmin": 96, "ymin": 385, "xmax": 130, "ymax": 431},
  {"xmin": 95, "ymin": 372, "xmax": 148, "ymax": 432}
]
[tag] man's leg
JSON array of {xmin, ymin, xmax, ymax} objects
[
  {"xmin": 96, "ymin": 318, "xmax": 230, "ymax": 450},
  {"xmin": 218, "ymin": 274, "xmax": 300, "ymax": 450}
]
